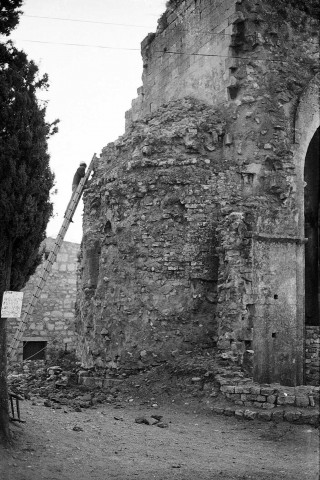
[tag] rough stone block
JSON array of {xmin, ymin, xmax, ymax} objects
[
  {"xmin": 277, "ymin": 394, "xmax": 295, "ymax": 405},
  {"xmin": 299, "ymin": 411, "xmax": 319, "ymax": 426},
  {"xmin": 258, "ymin": 410, "xmax": 273, "ymax": 421},
  {"xmin": 295, "ymin": 396, "xmax": 310, "ymax": 408},
  {"xmin": 309, "ymin": 396, "xmax": 316, "ymax": 407},
  {"xmin": 244, "ymin": 410, "xmax": 257, "ymax": 420},
  {"xmin": 256, "ymin": 395, "xmax": 267, "ymax": 402},
  {"xmin": 284, "ymin": 410, "xmax": 301, "ymax": 423},
  {"xmin": 234, "ymin": 386, "xmax": 244, "ymax": 394},
  {"xmin": 224, "ymin": 407, "xmax": 235, "ymax": 416},
  {"xmin": 272, "ymin": 410, "xmax": 284, "ymax": 423},
  {"xmin": 284, "ymin": 395, "xmax": 295, "ymax": 405},
  {"xmin": 260, "ymin": 387, "xmax": 275, "ymax": 396},
  {"xmin": 82, "ymin": 377, "xmax": 96, "ymax": 388},
  {"xmin": 221, "ymin": 385, "xmax": 235, "ymax": 394},
  {"xmin": 236, "ymin": 386, "xmax": 251, "ymax": 394},
  {"xmin": 294, "ymin": 386, "xmax": 313, "ymax": 395},
  {"xmin": 235, "ymin": 409, "xmax": 244, "ymax": 418},
  {"xmin": 213, "ymin": 406, "xmax": 225, "ymax": 415},
  {"xmin": 93, "ymin": 378, "xmax": 103, "ymax": 388},
  {"xmin": 247, "ymin": 394, "xmax": 258, "ymax": 401},
  {"xmin": 249, "ymin": 386, "xmax": 261, "ymax": 395}
]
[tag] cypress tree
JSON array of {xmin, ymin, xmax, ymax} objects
[{"xmin": 0, "ymin": 1, "xmax": 56, "ymax": 444}]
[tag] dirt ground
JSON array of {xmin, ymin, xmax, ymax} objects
[{"xmin": 0, "ymin": 399, "xmax": 318, "ymax": 480}]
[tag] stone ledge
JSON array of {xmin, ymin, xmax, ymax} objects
[{"xmin": 212, "ymin": 405, "xmax": 319, "ymax": 426}]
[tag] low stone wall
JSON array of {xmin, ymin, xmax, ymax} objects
[
  {"xmin": 212, "ymin": 405, "xmax": 319, "ymax": 425},
  {"xmin": 305, "ymin": 326, "xmax": 320, "ymax": 385},
  {"xmin": 77, "ymin": 373, "xmax": 319, "ymax": 425},
  {"xmin": 219, "ymin": 382, "xmax": 318, "ymax": 409}
]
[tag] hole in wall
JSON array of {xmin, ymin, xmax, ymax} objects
[
  {"xmin": 228, "ymin": 85, "xmax": 240, "ymax": 100},
  {"xmin": 274, "ymin": 294, "xmax": 278, "ymax": 299},
  {"xmin": 104, "ymin": 220, "xmax": 112, "ymax": 235}
]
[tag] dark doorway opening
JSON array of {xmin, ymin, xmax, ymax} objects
[
  {"xmin": 23, "ymin": 341, "xmax": 47, "ymax": 360},
  {"xmin": 304, "ymin": 127, "xmax": 320, "ymax": 326}
]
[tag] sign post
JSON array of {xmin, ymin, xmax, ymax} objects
[{"xmin": 1, "ymin": 291, "xmax": 24, "ymax": 319}]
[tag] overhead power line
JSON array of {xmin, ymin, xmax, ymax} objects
[
  {"xmin": 23, "ymin": 14, "xmax": 234, "ymax": 37},
  {"xmin": 18, "ymin": 39, "xmax": 298, "ymax": 63},
  {"xmin": 24, "ymin": 14, "xmax": 153, "ymax": 29},
  {"xmin": 20, "ymin": 39, "xmax": 141, "ymax": 51}
]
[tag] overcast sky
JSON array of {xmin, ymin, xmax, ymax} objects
[{"xmin": 8, "ymin": 0, "xmax": 167, "ymax": 243}]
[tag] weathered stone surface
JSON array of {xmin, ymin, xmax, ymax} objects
[
  {"xmin": 77, "ymin": 98, "xmax": 229, "ymax": 368},
  {"xmin": 76, "ymin": 0, "xmax": 320, "ymax": 390}
]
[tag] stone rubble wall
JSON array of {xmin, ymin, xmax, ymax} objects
[
  {"xmin": 77, "ymin": 99, "xmax": 230, "ymax": 368},
  {"xmin": 8, "ymin": 238, "xmax": 80, "ymax": 361},
  {"xmin": 77, "ymin": 0, "xmax": 319, "ymax": 385}
]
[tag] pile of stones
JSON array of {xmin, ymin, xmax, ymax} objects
[{"xmin": 7, "ymin": 359, "xmax": 119, "ymax": 411}]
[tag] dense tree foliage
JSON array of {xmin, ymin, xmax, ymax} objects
[
  {"xmin": 0, "ymin": 42, "xmax": 56, "ymax": 289},
  {"xmin": 0, "ymin": 0, "xmax": 23, "ymax": 36},
  {"xmin": 0, "ymin": 2, "xmax": 56, "ymax": 443}
]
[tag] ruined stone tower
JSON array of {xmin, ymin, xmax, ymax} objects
[{"xmin": 76, "ymin": 0, "xmax": 319, "ymax": 386}]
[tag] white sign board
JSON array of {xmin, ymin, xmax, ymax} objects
[{"xmin": 1, "ymin": 291, "xmax": 24, "ymax": 318}]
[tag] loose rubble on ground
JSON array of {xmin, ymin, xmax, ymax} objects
[
  {"xmin": 8, "ymin": 354, "xmax": 116, "ymax": 413},
  {"xmin": 6, "ymin": 348, "xmax": 242, "ymax": 419},
  {"xmin": 7, "ymin": 349, "xmax": 320, "ymax": 428}
]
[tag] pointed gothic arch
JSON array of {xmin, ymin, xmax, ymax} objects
[{"xmin": 294, "ymin": 73, "xmax": 320, "ymax": 235}]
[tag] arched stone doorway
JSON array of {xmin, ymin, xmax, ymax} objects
[
  {"xmin": 293, "ymin": 73, "xmax": 320, "ymax": 384},
  {"xmin": 304, "ymin": 127, "xmax": 319, "ymax": 326}
]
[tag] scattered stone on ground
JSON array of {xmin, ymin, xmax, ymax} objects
[
  {"xmin": 7, "ymin": 351, "xmax": 319, "ymax": 427},
  {"xmin": 1, "ymin": 400, "xmax": 319, "ymax": 480}
]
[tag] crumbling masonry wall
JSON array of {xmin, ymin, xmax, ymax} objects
[
  {"xmin": 76, "ymin": 99, "xmax": 228, "ymax": 369},
  {"xmin": 77, "ymin": 0, "xmax": 319, "ymax": 386}
]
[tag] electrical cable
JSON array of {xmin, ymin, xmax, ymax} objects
[
  {"xmin": 14, "ymin": 39, "xmax": 306, "ymax": 64},
  {"xmin": 22, "ymin": 14, "xmax": 234, "ymax": 36},
  {"xmin": 18, "ymin": 38, "xmax": 141, "ymax": 51},
  {"xmin": 23, "ymin": 14, "xmax": 153, "ymax": 29}
]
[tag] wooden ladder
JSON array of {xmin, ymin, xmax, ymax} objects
[{"xmin": 8, "ymin": 154, "xmax": 96, "ymax": 360}]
